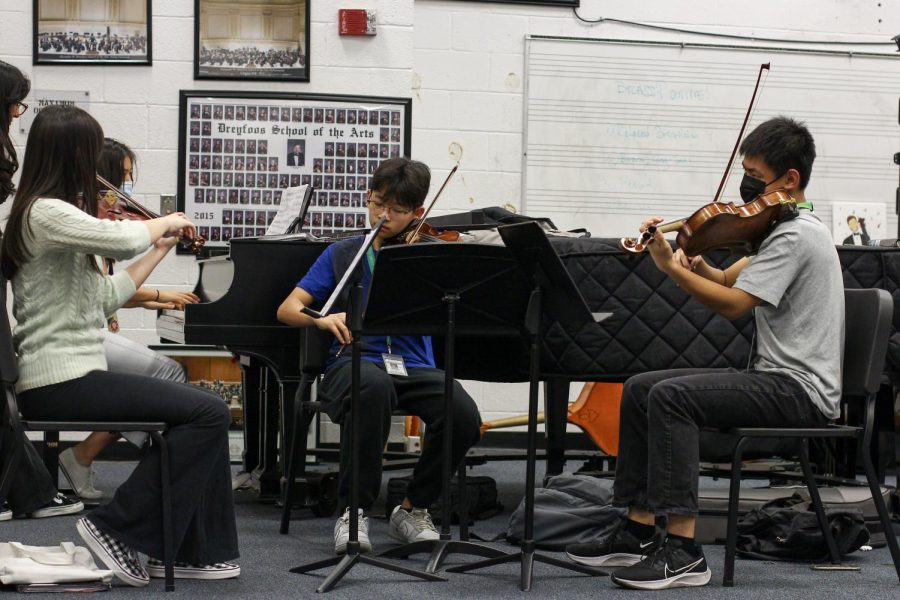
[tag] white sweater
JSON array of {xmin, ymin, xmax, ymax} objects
[{"xmin": 11, "ymin": 198, "xmax": 151, "ymax": 392}]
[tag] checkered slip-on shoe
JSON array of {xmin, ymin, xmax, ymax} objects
[
  {"xmin": 77, "ymin": 517, "xmax": 149, "ymax": 587},
  {"xmin": 146, "ymin": 558, "xmax": 241, "ymax": 580}
]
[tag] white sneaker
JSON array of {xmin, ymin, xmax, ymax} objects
[
  {"xmin": 0, "ymin": 505, "xmax": 11, "ymax": 521},
  {"xmin": 59, "ymin": 448, "xmax": 104, "ymax": 500},
  {"xmin": 388, "ymin": 505, "xmax": 440, "ymax": 544},
  {"xmin": 333, "ymin": 508, "xmax": 372, "ymax": 555}
]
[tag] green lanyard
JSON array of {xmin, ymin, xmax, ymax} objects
[
  {"xmin": 365, "ymin": 247, "xmax": 392, "ymax": 353},
  {"xmin": 796, "ymin": 201, "xmax": 813, "ymax": 211}
]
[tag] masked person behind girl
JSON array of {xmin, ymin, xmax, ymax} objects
[
  {"xmin": 1, "ymin": 105, "xmax": 239, "ymax": 586},
  {"xmin": 57, "ymin": 138, "xmax": 201, "ymax": 500}
]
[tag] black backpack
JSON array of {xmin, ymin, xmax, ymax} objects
[{"xmin": 736, "ymin": 494, "xmax": 870, "ymax": 561}]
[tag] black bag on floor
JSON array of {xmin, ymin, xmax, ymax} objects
[
  {"xmin": 736, "ymin": 494, "xmax": 870, "ymax": 561},
  {"xmin": 506, "ymin": 474, "xmax": 625, "ymax": 550},
  {"xmin": 385, "ymin": 474, "xmax": 503, "ymax": 525}
]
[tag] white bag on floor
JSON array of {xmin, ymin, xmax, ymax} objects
[{"xmin": 0, "ymin": 541, "xmax": 113, "ymax": 584}]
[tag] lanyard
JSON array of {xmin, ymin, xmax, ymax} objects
[{"xmin": 365, "ymin": 247, "xmax": 392, "ymax": 353}]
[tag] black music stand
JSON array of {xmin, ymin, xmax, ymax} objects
[
  {"xmin": 446, "ymin": 222, "xmax": 609, "ymax": 590},
  {"xmin": 365, "ymin": 243, "xmax": 527, "ymax": 572}
]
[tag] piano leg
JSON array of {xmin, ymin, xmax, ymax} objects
[
  {"xmin": 544, "ymin": 379, "xmax": 570, "ymax": 477},
  {"xmin": 258, "ymin": 367, "xmax": 282, "ymax": 499},
  {"xmin": 239, "ymin": 358, "xmax": 261, "ymax": 475},
  {"xmin": 238, "ymin": 357, "xmax": 281, "ymax": 499}
]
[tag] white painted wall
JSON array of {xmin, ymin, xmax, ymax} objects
[{"xmin": 1, "ymin": 0, "xmax": 897, "ymax": 425}]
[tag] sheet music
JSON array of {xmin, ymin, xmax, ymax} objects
[{"xmin": 266, "ymin": 185, "xmax": 310, "ymax": 236}]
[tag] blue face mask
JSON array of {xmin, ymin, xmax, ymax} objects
[{"xmin": 121, "ymin": 181, "xmax": 134, "ymax": 196}]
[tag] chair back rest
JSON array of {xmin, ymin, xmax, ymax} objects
[
  {"xmin": 842, "ymin": 288, "xmax": 893, "ymax": 397},
  {"xmin": 299, "ymin": 327, "xmax": 333, "ymax": 376}
]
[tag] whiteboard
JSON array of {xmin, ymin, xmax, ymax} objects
[{"xmin": 523, "ymin": 37, "xmax": 900, "ymax": 240}]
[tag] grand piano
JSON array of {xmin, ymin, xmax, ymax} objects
[
  {"xmin": 160, "ymin": 233, "xmax": 900, "ymax": 497},
  {"xmin": 159, "ymin": 235, "xmax": 328, "ymax": 497}
]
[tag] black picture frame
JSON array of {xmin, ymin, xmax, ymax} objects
[
  {"xmin": 33, "ymin": 0, "xmax": 152, "ymax": 65},
  {"xmin": 454, "ymin": 0, "xmax": 579, "ymax": 5},
  {"xmin": 194, "ymin": 0, "xmax": 310, "ymax": 82},
  {"xmin": 177, "ymin": 90, "xmax": 412, "ymax": 252}
]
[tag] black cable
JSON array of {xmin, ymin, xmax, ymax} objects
[{"xmin": 572, "ymin": 8, "xmax": 895, "ymax": 47}]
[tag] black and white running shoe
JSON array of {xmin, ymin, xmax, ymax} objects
[
  {"xmin": 28, "ymin": 493, "xmax": 84, "ymax": 519},
  {"xmin": 610, "ymin": 536, "xmax": 711, "ymax": 590},
  {"xmin": 76, "ymin": 517, "xmax": 149, "ymax": 587},
  {"xmin": 566, "ymin": 519, "xmax": 661, "ymax": 567},
  {"xmin": 0, "ymin": 504, "xmax": 11, "ymax": 521}
]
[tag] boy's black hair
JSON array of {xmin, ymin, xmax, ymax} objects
[
  {"xmin": 369, "ymin": 157, "xmax": 431, "ymax": 210},
  {"xmin": 739, "ymin": 116, "xmax": 816, "ymax": 190}
]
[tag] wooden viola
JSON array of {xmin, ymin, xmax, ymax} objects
[
  {"xmin": 620, "ymin": 189, "xmax": 798, "ymax": 257},
  {"xmin": 621, "ymin": 63, "xmax": 776, "ymax": 258},
  {"xmin": 95, "ymin": 174, "xmax": 206, "ymax": 254},
  {"xmin": 388, "ymin": 164, "xmax": 461, "ymax": 245}
]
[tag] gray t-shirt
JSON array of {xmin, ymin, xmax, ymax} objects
[{"xmin": 734, "ymin": 211, "xmax": 844, "ymax": 419}]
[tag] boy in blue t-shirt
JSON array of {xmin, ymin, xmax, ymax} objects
[{"xmin": 277, "ymin": 157, "xmax": 482, "ymax": 555}]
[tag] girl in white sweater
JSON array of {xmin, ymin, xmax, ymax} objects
[{"xmin": 1, "ymin": 105, "xmax": 240, "ymax": 586}]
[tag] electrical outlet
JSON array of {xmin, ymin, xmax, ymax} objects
[{"xmin": 160, "ymin": 195, "xmax": 176, "ymax": 215}]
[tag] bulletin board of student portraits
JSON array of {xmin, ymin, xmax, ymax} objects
[{"xmin": 177, "ymin": 90, "xmax": 412, "ymax": 251}]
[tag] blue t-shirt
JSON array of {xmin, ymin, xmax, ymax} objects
[{"xmin": 297, "ymin": 239, "xmax": 436, "ymax": 371}]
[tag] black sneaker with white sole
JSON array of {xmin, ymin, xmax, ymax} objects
[
  {"xmin": 0, "ymin": 504, "xmax": 11, "ymax": 521},
  {"xmin": 77, "ymin": 517, "xmax": 149, "ymax": 587},
  {"xmin": 146, "ymin": 558, "xmax": 240, "ymax": 580},
  {"xmin": 610, "ymin": 536, "xmax": 711, "ymax": 590},
  {"xmin": 28, "ymin": 493, "xmax": 84, "ymax": 519},
  {"xmin": 566, "ymin": 519, "xmax": 661, "ymax": 567}
]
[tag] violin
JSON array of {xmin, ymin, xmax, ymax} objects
[
  {"xmin": 620, "ymin": 63, "xmax": 778, "ymax": 258},
  {"xmin": 386, "ymin": 164, "xmax": 462, "ymax": 245},
  {"xmin": 95, "ymin": 174, "xmax": 206, "ymax": 254},
  {"xmin": 620, "ymin": 189, "xmax": 798, "ymax": 256}
]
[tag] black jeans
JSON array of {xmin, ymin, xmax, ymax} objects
[
  {"xmin": 20, "ymin": 370, "xmax": 239, "ymax": 565},
  {"xmin": 613, "ymin": 368, "xmax": 828, "ymax": 517},
  {"xmin": 319, "ymin": 361, "xmax": 482, "ymax": 511},
  {"xmin": 2, "ymin": 431, "xmax": 57, "ymax": 514}
]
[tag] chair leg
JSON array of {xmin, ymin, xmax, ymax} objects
[
  {"xmin": 280, "ymin": 380, "xmax": 313, "ymax": 535},
  {"xmin": 798, "ymin": 439, "xmax": 841, "ymax": 564},
  {"xmin": 457, "ymin": 457, "xmax": 469, "ymax": 541},
  {"xmin": 861, "ymin": 396, "xmax": 900, "ymax": 583},
  {"xmin": 152, "ymin": 433, "xmax": 175, "ymax": 592},
  {"xmin": 723, "ymin": 436, "xmax": 751, "ymax": 587}
]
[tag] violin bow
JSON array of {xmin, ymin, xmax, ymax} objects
[
  {"xmin": 407, "ymin": 164, "xmax": 459, "ymax": 242},
  {"xmin": 711, "ymin": 63, "xmax": 770, "ymax": 204}
]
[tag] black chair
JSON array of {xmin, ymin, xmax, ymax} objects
[
  {"xmin": 722, "ymin": 288, "xmax": 900, "ymax": 586},
  {"xmin": 0, "ymin": 280, "xmax": 177, "ymax": 592},
  {"xmin": 280, "ymin": 328, "xmax": 472, "ymax": 539}
]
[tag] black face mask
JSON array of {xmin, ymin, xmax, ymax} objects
[{"xmin": 739, "ymin": 173, "xmax": 782, "ymax": 203}]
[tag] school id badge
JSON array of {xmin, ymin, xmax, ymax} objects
[{"xmin": 382, "ymin": 353, "xmax": 408, "ymax": 376}]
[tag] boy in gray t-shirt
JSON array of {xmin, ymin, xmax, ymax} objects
[{"xmin": 566, "ymin": 117, "xmax": 844, "ymax": 591}]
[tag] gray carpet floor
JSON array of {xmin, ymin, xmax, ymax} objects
[{"xmin": 3, "ymin": 458, "xmax": 899, "ymax": 598}]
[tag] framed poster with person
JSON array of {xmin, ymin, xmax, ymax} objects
[{"xmin": 177, "ymin": 90, "xmax": 412, "ymax": 252}]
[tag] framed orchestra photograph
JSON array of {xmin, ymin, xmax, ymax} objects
[
  {"xmin": 194, "ymin": 0, "xmax": 310, "ymax": 82},
  {"xmin": 177, "ymin": 90, "xmax": 412, "ymax": 252},
  {"xmin": 33, "ymin": 0, "xmax": 152, "ymax": 65}
]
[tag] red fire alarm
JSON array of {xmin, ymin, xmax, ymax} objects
[{"xmin": 339, "ymin": 9, "xmax": 376, "ymax": 36}]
